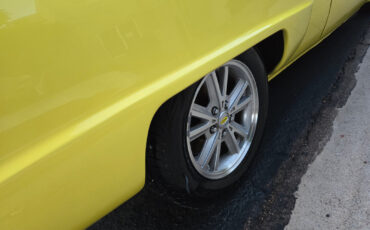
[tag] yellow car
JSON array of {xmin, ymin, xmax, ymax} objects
[{"xmin": 0, "ymin": 0, "xmax": 368, "ymax": 229}]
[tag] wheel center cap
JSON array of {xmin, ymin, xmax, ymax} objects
[{"xmin": 219, "ymin": 112, "xmax": 230, "ymax": 127}]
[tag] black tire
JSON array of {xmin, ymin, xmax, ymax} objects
[{"xmin": 147, "ymin": 48, "xmax": 268, "ymax": 197}]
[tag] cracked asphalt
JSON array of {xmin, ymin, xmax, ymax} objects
[{"xmin": 89, "ymin": 8, "xmax": 370, "ymax": 230}]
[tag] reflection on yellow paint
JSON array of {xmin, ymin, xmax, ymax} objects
[
  {"xmin": 0, "ymin": 0, "xmax": 36, "ymax": 22},
  {"xmin": 0, "ymin": 0, "xmax": 365, "ymax": 229}
]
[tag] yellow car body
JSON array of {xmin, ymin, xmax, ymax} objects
[{"xmin": 0, "ymin": 0, "xmax": 367, "ymax": 229}]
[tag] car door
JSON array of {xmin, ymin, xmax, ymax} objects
[
  {"xmin": 290, "ymin": 0, "xmax": 331, "ymax": 59},
  {"xmin": 323, "ymin": 0, "xmax": 364, "ymax": 35}
]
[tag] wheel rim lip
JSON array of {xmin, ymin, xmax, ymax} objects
[{"xmin": 186, "ymin": 60, "xmax": 259, "ymax": 180}]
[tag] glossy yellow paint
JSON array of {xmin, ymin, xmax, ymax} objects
[
  {"xmin": 0, "ymin": 0, "xmax": 367, "ymax": 229},
  {"xmin": 290, "ymin": 0, "xmax": 331, "ymax": 59},
  {"xmin": 324, "ymin": 0, "xmax": 364, "ymax": 35}
]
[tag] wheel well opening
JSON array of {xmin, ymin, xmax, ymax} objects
[
  {"xmin": 254, "ymin": 31, "xmax": 284, "ymax": 74},
  {"xmin": 146, "ymin": 31, "xmax": 285, "ymax": 181}
]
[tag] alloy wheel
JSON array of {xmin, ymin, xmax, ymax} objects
[{"xmin": 186, "ymin": 60, "xmax": 259, "ymax": 180}]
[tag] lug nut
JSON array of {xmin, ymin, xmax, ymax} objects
[
  {"xmin": 224, "ymin": 100, "xmax": 229, "ymax": 110},
  {"xmin": 212, "ymin": 107, "xmax": 219, "ymax": 115},
  {"xmin": 222, "ymin": 129, "xmax": 227, "ymax": 137},
  {"xmin": 210, "ymin": 125, "xmax": 217, "ymax": 134}
]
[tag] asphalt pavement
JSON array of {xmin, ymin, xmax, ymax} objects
[
  {"xmin": 286, "ymin": 38, "xmax": 370, "ymax": 230},
  {"xmin": 89, "ymin": 8, "xmax": 370, "ymax": 230}
]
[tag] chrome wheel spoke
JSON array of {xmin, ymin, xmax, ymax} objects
[
  {"xmin": 212, "ymin": 142, "xmax": 221, "ymax": 171},
  {"xmin": 189, "ymin": 122, "xmax": 213, "ymax": 141},
  {"xmin": 229, "ymin": 80, "xmax": 248, "ymax": 110},
  {"xmin": 222, "ymin": 66, "xmax": 229, "ymax": 97},
  {"xmin": 206, "ymin": 72, "xmax": 223, "ymax": 108},
  {"xmin": 230, "ymin": 122, "xmax": 248, "ymax": 138},
  {"xmin": 231, "ymin": 96, "xmax": 252, "ymax": 114},
  {"xmin": 224, "ymin": 128, "xmax": 240, "ymax": 154},
  {"xmin": 191, "ymin": 103, "xmax": 214, "ymax": 122},
  {"xmin": 197, "ymin": 133, "xmax": 219, "ymax": 168}
]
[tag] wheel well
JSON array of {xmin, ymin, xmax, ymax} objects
[
  {"xmin": 146, "ymin": 31, "xmax": 285, "ymax": 177},
  {"xmin": 254, "ymin": 31, "xmax": 284, "ymax": 74}
]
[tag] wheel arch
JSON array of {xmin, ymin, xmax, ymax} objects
[
  {"xmin": 145, "ymin": 30, "xmax": 285, "ymax": 179},
  {"xmin": 254, "ymin": 31, "xmax": 285, "ymax": 74}
]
